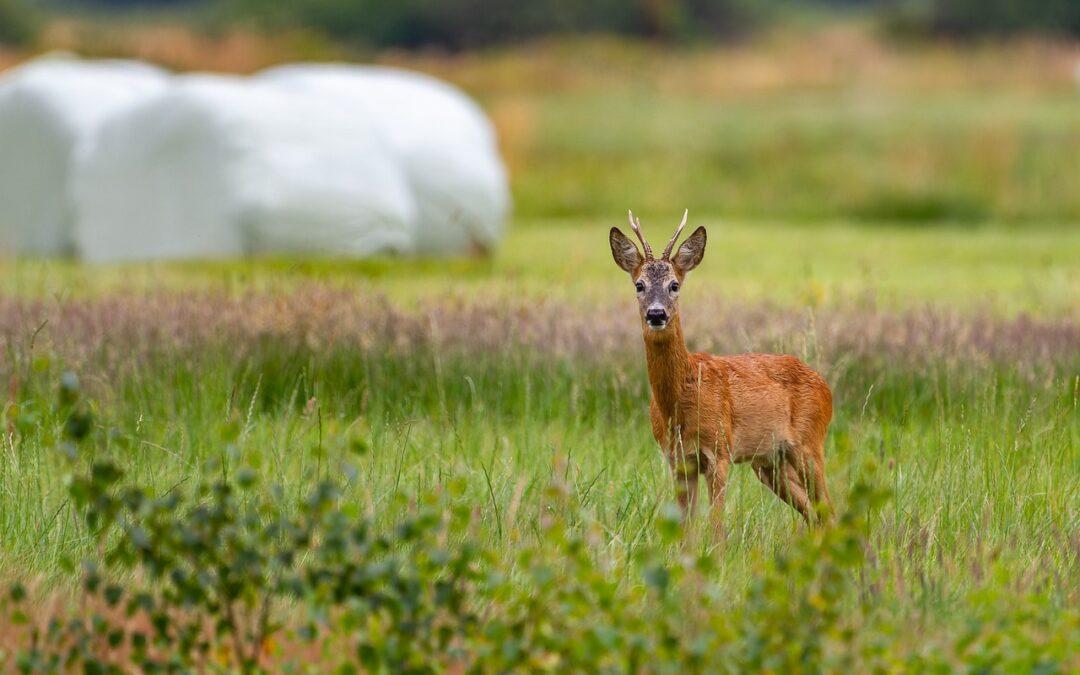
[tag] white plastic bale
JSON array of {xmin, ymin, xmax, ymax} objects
[
  {"xmin": 0, "ymin": 55, "xmax": 168, "ymax": 256},
  {"xmin": 260, "ymin": 64, "xmax": 510, "ymax": 255},
  {"xmin": 73, "ymin": 74, "xmax": 417, "ymax": 261}
]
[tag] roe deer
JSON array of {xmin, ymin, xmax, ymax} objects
[{"xmin": 610, "ymin": 210, "xmax": 833, "ymax": 533}]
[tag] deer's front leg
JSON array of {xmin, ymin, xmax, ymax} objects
[
  {"xmin": 668, "ymin": 453, "xmax": 700, "ymax": 520},
  {"xmin": 706, "ymin": 457, "xmax": 730, "ymax": 539},
  {"xmin": 656, "ymin": 413, "xmax": 701, "ymax": 520}
]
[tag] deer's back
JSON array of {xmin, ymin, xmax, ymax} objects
[{"xmin": 697, "ymin": 352, "xmax": 832, "ymax": 463}]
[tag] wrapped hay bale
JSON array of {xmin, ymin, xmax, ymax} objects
[
  {"xmin": 0, "ymin": 55, "xmax": 167, "ymax": 256},
  {"xmin": 260, "ymin": 64, "xmax": 510, "ymax": 255},
  {"xmin": 73, "ymin": 74, "xmax": 416, "ymax": 261}
]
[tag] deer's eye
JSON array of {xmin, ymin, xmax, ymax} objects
[
  {"xmin": 635, "ymin": 281, "xmax": 645, "ymax": 293},
  {"xmin": 670, "ymin": 281, "xmax": 680, "ymax": 293}
]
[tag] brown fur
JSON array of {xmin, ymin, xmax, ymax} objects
[
  {"xmin": 611, "ymin": 214, "xmax": 833, "ymax": 533},
  {"xmin": 644, "ymin": 316, "xmax": 833, "ymax": 531}
]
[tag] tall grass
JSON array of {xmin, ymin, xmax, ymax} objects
[
  {"xmin": 0, "ymin": 238, "xmax": 1074, "ymax": 666},
  {"xmin": 1, "ymin": 289, "xmax": 1075, "ymax": 616}
]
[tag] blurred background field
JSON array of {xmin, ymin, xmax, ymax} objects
[
  {"xmin": 4, "ymin": 3, "xmax": 1080, "ymax": 229},
  {"xmin": 2, "ymin": 2, "xmax": 1078, "ymax": 311},
  {"xmin": 0, "ymin": 1, "xmax": 1077, "ymax": 670}
]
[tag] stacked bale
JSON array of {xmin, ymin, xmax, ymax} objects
[
  {"xmin": 73, "ymin": 75, "xmax": 416, "ymax": 261},
  {"xmin": 260, "ymin": 64, "xmax": 510, "ymax": 255},
  {"xmin": 0, "ymin": 55, "xmax": 167, "ymax": 256},
  {"xmin": 0, "ymin": 57, "xmax": 510, "ymax": 260}
]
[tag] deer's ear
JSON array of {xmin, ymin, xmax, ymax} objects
[
  {"xmin": 673, "ymin": 226, "xmax": 706, "ymax": 273},
  {"xmin": 609, "ymin": 227, "xmax": 642, "ymax": 274}
]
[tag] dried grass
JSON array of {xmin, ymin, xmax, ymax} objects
[{"xmin": 2, "ymin": 287, "xmax": 1074, "ymax": 382}]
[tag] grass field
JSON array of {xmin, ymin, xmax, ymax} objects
[
  {"xmin": 1, "ymin": 222, "xmax": 1077, "ymax": 668},
  {"xmin": 0, "ymin": 23, "xmax": 1078, "ymax": 672},
  {"xmin": 6, "ymin": 219, "xmax": 1078, "ymax": 313}
]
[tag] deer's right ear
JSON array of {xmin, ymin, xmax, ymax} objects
[{"xmin": 610, "ymin": 227, "xmax": 642, "ymax": 274}]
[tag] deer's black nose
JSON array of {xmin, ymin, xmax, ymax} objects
[{"xmin": 645, "ymin": 309, "xmax": 668, "ymax": 326}]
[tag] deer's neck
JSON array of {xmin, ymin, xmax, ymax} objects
[{"xmin": 644, "ymin": 317, "xmax": 690, "ymax": 421}]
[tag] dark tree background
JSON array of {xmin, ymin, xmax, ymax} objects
[
  {"xmin": 926, "ymin": 0, "xmax": 1080, "ymax": 37},
  {"xmin": 0, "ymin": 0, "xmax": 38, "ymax": 45},
  {"xmin": 15, "ymin": 0, "xmax": 1080, "ymax": 49}
]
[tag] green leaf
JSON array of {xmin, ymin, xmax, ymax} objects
[
  {"xmin": 104, "ymin": 585, "xmax": 124, "ymax": 607},
  {"xmin": 643, "ymin": 564, "xmax": 670, "ymax": 595},
  {"xmin": 9, "ymin": 582, "xmax": 26, "ymax": 602},
  {"xmin": 236, "ymin": 468, "xmax": 258, "ymax": 489},
  {"xmin": 656, "ymin": 503, "xmax": 683, "ymax": 542}
]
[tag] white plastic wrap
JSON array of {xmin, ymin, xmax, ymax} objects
[
  {"xmin": 260, "ymin": 64, "xmax": 510, "ymax": 254},
  {"xmin": 73, "ymin": 74, "xmax": 417, "ymax": 261},
  {"xmin": 0, "ymin": 55, "xmax": 168, "ymax": 256}
]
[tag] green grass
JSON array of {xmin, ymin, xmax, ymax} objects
[
  {"xmin": 3, "ymin": 316, "xmax": 1076, "ymax": 626},
  {"xmin": 4, "ymin": 218, "xmax": 1078, "ymax": 314},
  {"xmin": 511, "ymin": 91, "xmax": 1080, "ymax": 224},
  {"xmin": 2, "ymin": 227, "xmax": 1076, "ymax": 605}
]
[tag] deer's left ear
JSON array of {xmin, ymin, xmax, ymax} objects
[{"xmin": 672, "ymin": 226, "xmax": 706, "ymax": 273}]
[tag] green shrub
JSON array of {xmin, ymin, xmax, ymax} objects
[{"xmin": 0, "ymin": 0, "xmax": 38, "ymax": 46}]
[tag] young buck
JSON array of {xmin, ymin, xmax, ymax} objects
[{"xmin": 610, "ymin": 210, "xmax": 833, "ymax": 532}]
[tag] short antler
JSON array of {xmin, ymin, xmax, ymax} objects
[
  {"xmin": 661, "ymin": 209, "xmax": 688, "ymax": 260},
  {"xmin": 628, "ymin": 210, "xmax": 654, "ymax": 260}
]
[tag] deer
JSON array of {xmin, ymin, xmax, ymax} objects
[{"xmin": 609, "ymin": 210, "xmax": 834, "ymax": 535}]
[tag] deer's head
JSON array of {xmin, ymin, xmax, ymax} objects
[{"xmin": 609, "ymin": 210, "xmax": 706, "ymax": 337}]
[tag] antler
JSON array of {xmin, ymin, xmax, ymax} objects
[
  {"xmin": 627, "ymin": 210, "xmax": 654, "ymax": 260},
  {"xmin": 661, "ymin": 209, "xmax": 688, "ymax": 260}
]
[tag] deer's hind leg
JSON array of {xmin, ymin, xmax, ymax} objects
[
  {"xmin": 773, "ymin": 442, "xmax": 829, "ymax": 527},
  {"xmin": 786, "ymin": 442, "xmax": 833, "ymax": 524},
  {"xmin": 752, "ymin": 447, "xmax": 815, "ymax": 525},
  {"xmin": 807, "ymin": 443, "xmax": 833, "ymax": 520}
]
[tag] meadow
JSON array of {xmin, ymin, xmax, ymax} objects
[{"xmin": 0, "ymin": 22, "xmax": 1078, "ymax": 672}]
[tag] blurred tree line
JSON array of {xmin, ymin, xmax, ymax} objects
[
  {"xmin": 884, "ymin": 0, "xmax": 1080, "ymax": 38},
  {"xmin": 209, "ymin": 0, "xmax": 761, "ymax": 48},
  {"xmin": 2, "ymin": 0, "xmax": 1078, "ymax": 49},
  {"xmin": 0, "ymin": 0, "xmax": 39, "ymax": 45}
]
